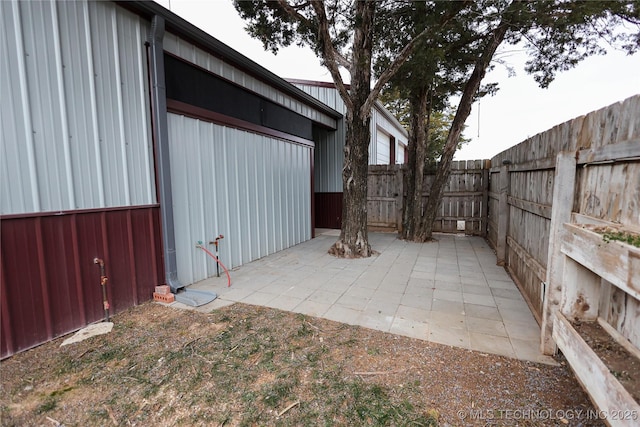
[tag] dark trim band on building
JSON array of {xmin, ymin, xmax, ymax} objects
[
  {"xmin": 164, "ymin": 53, "xmax": 315, "ymax": 140},
  {"xmin": 118, "ymin": 1, "xmax": 342, "ymax": 122},
  {"xmin": 167, "ymin": 99, "xmax": 315, "ymax": 149}
]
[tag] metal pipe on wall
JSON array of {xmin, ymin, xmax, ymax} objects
[{"xmin": 147, "ymin": 15, "xmax": 183, "ymax": 292}]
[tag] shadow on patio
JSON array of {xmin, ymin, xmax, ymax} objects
[{"xmin": 173, "ymin": 230, "xmax": 556, "ymax": 365}]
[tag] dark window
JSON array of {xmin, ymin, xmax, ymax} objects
[{"xmin": 164, "ymin": 54, "xmax": 312, "ymax": 140}]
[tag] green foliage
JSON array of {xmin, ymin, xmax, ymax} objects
[
  {"xmin": 234, "ymin": 0, "xmax": 353, "ymax": 59},
  {"xmin": 35, "ymin": 397, "xmax": 57, "ymax": 414},
  {"xmin": 518, "ymin": 1, "xmax": 640, "ymax": 88},
  {"xmin": 603, "ymin": 231, "xmax": 640, "ymax": 248},
  {"xmin": 380, "ymin": 88, "xmax": 470, "ymax": 164}
]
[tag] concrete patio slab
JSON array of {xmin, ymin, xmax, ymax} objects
[{"xmin": 173, "ymin": 231, "xmax": 556, "ymax": 365}]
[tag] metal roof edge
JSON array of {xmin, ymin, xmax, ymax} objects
[
  {"xmin": 374, "ymin": 100, "xmax": 408, "ymax": 139},
  {"xmin": 287, "ymin": 79, "xmax": 407, "ymax": 138},
  {"xmin": 117, "ymin": 1, "xmax": 342, "ymax": 120}
]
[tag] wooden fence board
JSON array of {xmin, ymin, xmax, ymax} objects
[
  {"xmin": 367, "ymin": 161, "xmax": 490, "ymax": 235},
  {"xmin": 490, "ymin": 95, "xmax": 640, "ymax": 360}
]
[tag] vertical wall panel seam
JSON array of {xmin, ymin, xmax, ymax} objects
[
  {"xmin": 148, "ymin": 208, "xmax": 159, "ymax": 286},
  {"xmin": 269, "ymin": 140, "xmax": 275, "ymax": 252},
  {"xmin": 244, "ymin": 136, "xmax": 252, "ymax": 261},
  {"xmin": 70, "ymin": 214, "xmax": 87, "ymax": 324},
  {"xmin": 287, "ymin": 144, "xmax": 292, "ymax": 246},
  {"xmin": 0, "ymin": 245, "xmax": 15, "ymax": 355},
  {"xmin": 221, "ymin": 127, "xmax": 233, "ymax": 267},
  {"xmin": 49, "ymin": 1, "xmax": 75, "ymax": 209},
  {"xmin": 35, "ymin": 217, "xmax": 53, "ymax": 339},
  {"xmin": 83, "ymin": 0, "xmax": 105, "ymax": 207},
  {"xmin": 197, "ymin": 121, "xmax": 206, "ymax": 278},
  {"xmin": 233, "ymin": 133, "xmax": 242, "ymax": 264},
  {"xmin": 253, "ymin": 138, "xmax": 261, "ymax": 257},
  {"xmin": 11, "ymin": 0, "xmax": 40, "ymax": 211},
  {"xmin": 126, "ymin": 209, "xmax": 138, "ymax": 304},
  {"xmin": 110, "ymin": 8, "xmax": 130, "ymax": 205},
  {"xmin": 134, "ymin": 19, "xmax": 153, "ymax": 203},
  {"xmin": 209, "ymin": 123, "xmax": 220, "ymax": 268}
]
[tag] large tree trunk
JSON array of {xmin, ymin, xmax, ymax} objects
[
  {"xmin": 329, "ymin": 0, "xmax": 374, "ymax": 258},
  {"xmin": 329, "ymin": 114, "xmax": 372, "ymax": 257},
  {"xmin": 419, "ymin": 22, "xmax": 510, "ymax": 241},
  {"xmin": 402, "ymin": 85, "xmax": 429, "ymax": 241}
]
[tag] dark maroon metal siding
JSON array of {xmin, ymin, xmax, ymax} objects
[
  {"xmin": 1, "ymin": 206, "xmax": 164, "ymax": 359},
  {"xmin": 314, "ymin": 192, "xmax": 342, "ymax": 229}
]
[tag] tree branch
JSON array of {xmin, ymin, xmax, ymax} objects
[
  {"xmin": 309, "ymin": 1, "xmax": 352, "ymax": 111},
  {"xmin": 362, "ymin": 1, "xmax": 470, "ymax": 119},
  {"xmin": 276, "ymin": 0, "xmax": 312, "ymax": 26}
]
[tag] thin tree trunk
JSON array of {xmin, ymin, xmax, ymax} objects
[
  {"xmin": 419, "ymin": 21, "xmax": 510, "ymax": 241},
  {"xmin": 329, "ymin": 0, "xmax": 374, "ymax": 258},
  {"xmin": 402, "ymin": 85, "xmax": 429, "ymax": 240}
]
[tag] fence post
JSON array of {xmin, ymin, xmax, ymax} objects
[
  {"xmin": 396, "ymin": 164, "xmax": 404, "ymax": 232},
  {"xmin": 496, "ymin": 163, "xmax": 510, "ymax": 265},
  {"xmin": 540, "ymin": 152, "xmax": 577, "ymax": 355},
  {"xmin": 481, "ymin": 160, "xmax": 490, "ymax": 237}
]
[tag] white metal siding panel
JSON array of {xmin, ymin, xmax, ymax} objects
[
  {"xmin": 292, "ymin": 83, "xmax": 347, "ymax": 114},
  {"xmin": 370, "ymin": 106, "xmax": 409, "ymax": 165},
  {"xmin": 90, "ymin": 2, "xmax": 129, "ymax": 206},
  {"xmin": 373, "ymin": 104, "xmax": 408, "ymax": 162},
  {"xmin": 376, "ymin": 130, "xmax": 391, "ymax": 165},
  {"xmin": 57, "ymin": 1, "xmax": 103, "ymax": 209},
  {"xmin": 168, "ymin": 113, "xmax": 311, "ymax": 285},
  {"xmin": 397, "ymin": 143, "xmax": 406, "ymax": 164},
  {"xmin": 0, "ymin": 0, "xmax": 155, "ymax": 215},
  {"xmin": 1, "ymin": 0, "xmax": 40, "ymax": 213},
  {"xmin": 19, "ymin": 0, "xmax": 73, "ymax": 211},
  {"xmin": 292, "ymin": 84, "xmax": 346, "ymax": 193},
  {"xmin": 313, "ymin": 123, "xmax": 344, "ymax": 193},
  {"xmin": 117, "ymin": 9, "xmax": 155, "ymax": 205},
  {"xmin": 369, "ymin": 109, "xmax": 378, "ymax": 165}
]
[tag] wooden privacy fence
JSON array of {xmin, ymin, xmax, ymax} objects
[
  {"xmin": 367, "ymin": 160, "xmax": 490, "ymax": 235},
  {"xmin": 368, "ymin": 96, "xmax": 639, "ymax": 422},
  {"xmin": 488, "ymin": 95, "xmax": 640, "ymax": 425},
  {"xmin": 489, "ymin": 96, "xmax": 640, "ymax": 331}
]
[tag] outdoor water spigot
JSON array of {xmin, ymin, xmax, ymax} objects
[
  {"xmin": 93, "ymin": 257, "xmax": 110, "ymax": 322},
  {"xmin": 208, "ymin": 235, "xmax": 225, "ymax": 277},
  {"xmin": 209, "ymin": 234, "xmax": 224, "ymax": 248}
]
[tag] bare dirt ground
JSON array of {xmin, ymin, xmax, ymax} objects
[
  {"xmin": 1, "ymin": 302, "xmax": 603, "ymax": 426},
  {"xmin": 573, "ymin": 320, "xmax": 640, "ymax": 404}
]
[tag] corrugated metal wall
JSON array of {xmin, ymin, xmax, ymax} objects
[
  {"xmin": 375, "ymin": 129, "xmax": 391, "ymax": 165},
  {"xmin": 397, "ymin": 143, "xmax": 406, "ymax": 164},
  {"xmin": 291, "ymin": 82, "xmax": 408, "ymax": 229},
  {"xmin": 1, "ymin": 207, "xmax": 164, "ymax": 359},
  {"xmin": 370, "ymin": 105, "xmax": 408, "ymax": 165},
  {"xmin": 1, "ymin": 0, "xmax": 161, "ymax": 359},
  {"xmin": 1, "ymin": 0, "xmax": 155, "ymax": 215},
  {"xmin": 292, "ymin": 83, "xmax": 409, "ymax": 192},
  {"xmin": 167, "ymin": 114, "xmax": 312, "ymax": 285},
  {"xmin": 291, "ymin": 83, "xmax": 346, "ymax": 193}
]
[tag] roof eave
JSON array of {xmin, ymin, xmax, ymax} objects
[{"xmin": 117, "ymin": 1, "xmax": 342, "ymax": 120}]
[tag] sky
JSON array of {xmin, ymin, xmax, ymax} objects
[{"xmin": 166, "ymin": 0, "xmax": 640, "ymax": 160}]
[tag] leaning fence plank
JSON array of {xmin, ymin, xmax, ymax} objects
[{"xmin": 540, "ymin": 153, "xmax": 577, "ymax": 355}]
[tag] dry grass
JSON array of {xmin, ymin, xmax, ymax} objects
[{"xmin": 1, "ymin": 302, "xmax": 601, "ymax": 426}]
